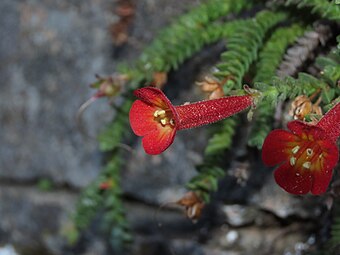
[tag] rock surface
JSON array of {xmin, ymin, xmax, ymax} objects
[
  {"xmin": 0, "ymin": 0, "xmax": 116, "ymax": 188},
  {"xmin": 251, "ymin": 176, "xmax": 322, "ymax": 219},
  {"xmin": 0, "ymin": 185, "xmax": 78, "ymax": 254}
]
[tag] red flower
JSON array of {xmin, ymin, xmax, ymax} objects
[
  {"xmin": 262, "ymin": 102, "xmax": 340, "ymax": 195},
  {"xmin": 129, "ymin": 87, "xmax": 253, "ymax": 155}
]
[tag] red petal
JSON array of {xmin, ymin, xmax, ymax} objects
[
  {"xmin": 129, "ymin": 100, "xmax": 158, "ymax": 136},
  {"xmin": 134, "ymin": 87, "xmax": 171, "ymax": 109},
  {"xmin": 262, "ymin": 130, "xmax": 297, "ymax": 166},
  {"xmin": 142, "ymin": 125, "xmax": 176, "ymax": 155},
  {"xmin": 317, "ymin": 102, "xmax": 340, "ymax": 142},
  {"xmin": 274, "ymin": 162, "xmax": 312, "ymax": 195},
  {"xmin": 133, "ymin": 87, "xmax": 179, "ymax": 125},
  {"xmin": 288, "ymin": 120, "xmax": 328, "ymax": 140},
  {"xmin": 311, "ymin": 167, "xmax": 333, "ymax": 195},
  {"xmin": 311, "ymin": 141, "xmax": 339, "ymax": 195},
  {"xmin": 319, "ymin": 140, "xmax": 339, "ymax": 171}
]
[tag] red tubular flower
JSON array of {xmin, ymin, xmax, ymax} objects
[
  {"xmin": 317, "ymin": 101, "xmax": 340, "ymax": 141},
  {"xmin": 129, "ymin": 87, "xmax": 253, "ymax": 155},
  {"xmin": 262, "ymin": 102, "xmax": 340, "ymax": 195}
]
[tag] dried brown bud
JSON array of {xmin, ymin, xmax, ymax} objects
[
  {"xmin": 110, "ymin": 0, "xmax": 135, "ymax": 46},
  {"xmin": 116, "ymin": 2, "xmax": 135, "ymax": 17},
  {"xmin": 177, "ymin": 192, "xmax": 205, "ymax": 220},
  {"xmin": 151, "ymin": 72, "xmax": 168, "ymax": 89},
  {"xmin": 91, "ymin": 74, "xmax": 128, "ymax": 98},
  {"xmin": 186, "ymin": 202, "xmax": 205, "ymax": 220},
  {"xmin": 289, "ymin": 95, "xmax": 313, "ymax": 120},
  {"xmin": 177, "ymin": 191, "xmax": 200, "ymax": 207},
  {"xmin": 197, "ymin": 76, "xmax": 224, "ymax": 100},
  {"xmin": 289, "ymin": 95, "xmax": 322, "ymax": 122},
  {"xmin": 208, "ymin": 87, "xmax": 224, "ymax": 100}
]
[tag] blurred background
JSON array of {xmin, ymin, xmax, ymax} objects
[{"xmin": 0, "ymin": 0, "xmax": 330, "ymax": 255}]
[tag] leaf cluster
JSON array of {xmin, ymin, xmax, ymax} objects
[
  {"xmin": 98, "ymin": 99, "xmax": 132, "ymax": 152},
  {"xmin": 73, "ymin": 153, "xmax": 132, "ymax": 251},
  {"xmin": 214, "ymin": 11, "xmax": 287, "ymax": 93},
  {"xmin": 284, "ymin": 0, "xmax": 340, "ymax": 20}
]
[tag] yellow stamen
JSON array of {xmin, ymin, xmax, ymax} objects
[
  {"xmin": 306, "ymin": 148, "xmax": 313, "ymax": 157},
  {"xmin": 292, "ymin": 146, "xmax": 300, "ymax": 154},
  {"xmin": 290, "ymin": 157, "xmax": 296, "ymax": 166},
  {"xmin": 160, "ymin": 118, "xmax": 167, "ymax": 125},
  {"xmin": 303, "ymin": 162, "xmax": 311, "ymax": 169},
  {"xmin": 154, "ymin": 109, "xmax": 166, "ymax": 117}
]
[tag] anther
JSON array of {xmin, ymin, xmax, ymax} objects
[
  {"xmin": 154, "ymin": 110, "xmax": 166, "ymax": 117},
  {"xmin": 303, "ymin": 162, "xmax": 311, "ymax": 169},
  {"xmin": 292, "ymin": 146, "xmax": 300, "ymax": 154},
  {"xmin": 160, "ymin": 118, "xmax": 167, "ymax": 125},
  {"xmin": 306, "ymin": 148, "xmax": 313, "ymax": 157},
  {"xmin": 290, "ymin": 157, "xmax": 296, "ymax": 166},
  {"xmin": 169, "ymin": 119, "xmax": 175, "ymax": 126}
]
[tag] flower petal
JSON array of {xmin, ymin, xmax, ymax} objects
[
  {"xmin": 133, "ymin": 87, "xmax": 179, "ymax": 126},
  {"xmin": 142, "ymin": 125, "xmax": 176, "ymax": 155},
  {"xmin": 311, "ymin": 167, "xmax": 333, "ymax": 195},
  {"xmin": 288, "ymin": 120, "xmax": 329, "ymax": 140},
  {"xmin": 319, "ymin": 140, "xmax": 339, "ymax": 171},
  {"xmin": 311, "ymin": 141, "xmax": 339, "ymax": 195},
  {"xmin": 317, "ymin": 102, "xmax": 340, "ymax": 142},
  {"xmin": 262, "ymin": 129, "xmax": 297, "ymax": 166},
  {"xmin": 129, "ymin": 100, "xmax": 159, "ymax": 136},
  {"xmin": 274, "ymin": 162, "xmax": 312, "ymax": 195},
  {"xmin": 134, "ymin": 87, "xmax": 171, "ymax": 109}
]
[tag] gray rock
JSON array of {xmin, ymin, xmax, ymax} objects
[
  {"xmin": 0, "ymin": 245, "xmax": 20, "ymax": 255},
  {"xmin": 0, "ymin": 185, "xmax": 77, "ymax": 254},
  {"xmin": 125, "ymin": 201, "xmax": 203, "ymax": 255},
  {"xmin": 221, "ymin": 205, "xmax": 258, "ymax": 227},
  {"xmin": 171, "ymin": 239, "xmax": 205, "ymax": 255},
  {"xmin": 251, "ymin": 177, "xmax": 322, "ymax": 219},
  {"xmin": 202, "ymin": 248, "xmax": 240, "ymax": 255},
  {"xmin": 208, "ymin": 223, "xmax": 312, "ymax": 255},
  {"xmin": 0, "ymin": 0, "xmax": 116, "ymax": 188}
]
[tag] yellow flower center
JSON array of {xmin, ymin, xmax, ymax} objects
[
  {"xmin": 287, "ymin": 133, "xmax": 324, "ymax": 172},
  {"xmin": 153, "ymin": 109, "xmax": 175, "ymax": 127}
]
